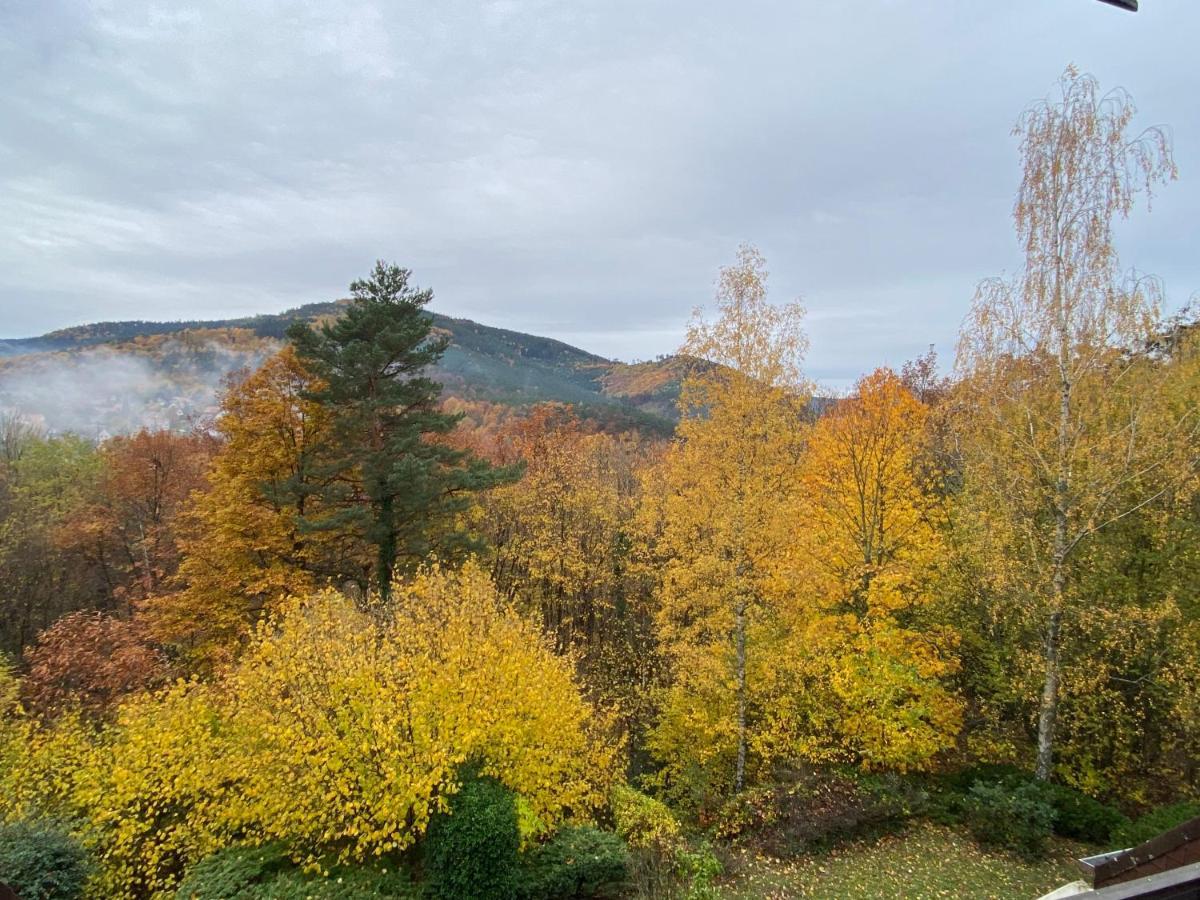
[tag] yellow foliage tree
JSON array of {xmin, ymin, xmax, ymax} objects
[
  {"xmin": 955, "ymin": 68, "xmax": 1192, "ymax": 779},
  {"xmin": 224, "ymin": 564, "xmax": 618, "ymax": 864},
  {"xmin": 477, "ymin": 405, "xmax": 660, "ymax": 733},
  {"xmin": 1, "ymin": 564, "xmax": 616, "ymax": 897},
  {"xmin": 483, "ymin": 405, "xmax": 631, "ymax": 648},
  {"xmin": 643, "ymin": 245, "xmax": 809, "ymax": 803},
  {"xmin": 789, "ymin": 368, "xmax": 962, "ymax": 768},
  {"xmin": 958, "ymin": 322, "xmax": 1200, "ymax": 799}
]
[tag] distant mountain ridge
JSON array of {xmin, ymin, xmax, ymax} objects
[{"xmin": 0, "ymin": 302, "xmax": 688, "ymax": 437}]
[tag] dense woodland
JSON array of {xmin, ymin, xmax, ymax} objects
[{"xmin": 2, "ymin": 68, "xmax": 1199, "ymax": 899}]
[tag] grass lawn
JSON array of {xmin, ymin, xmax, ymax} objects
[{"xmin": 718, "ymin": 822, "xmax": 1093, "ymax": 899}]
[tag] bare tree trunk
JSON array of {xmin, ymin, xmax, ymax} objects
[
  {"xmin": 1037, "ymin": 372, "xmax": 1071, "ymax": 782},
  {"xmin": 137, "ymin": 519, "xmax": 156, "ymax": 599},
  {"xmin": 1036, "ymin": 605, "xmax": 1063, "ymax": 780},
  {"xmin": 734, "ymin": 596, "xmax": 748, "ymax": 794},
  {"xmin": 376, "ymin": 494, "xmax": 396, "ymax": 606}
]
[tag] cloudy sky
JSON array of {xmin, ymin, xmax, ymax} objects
[{"xmin": 2, "ymin": 0, "xmax": 1197, "ymax": 384}]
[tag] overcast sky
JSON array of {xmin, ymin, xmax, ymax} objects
[{"xmin": 1, "ymin": 1, "xmax": 1197, "ymax": 385}]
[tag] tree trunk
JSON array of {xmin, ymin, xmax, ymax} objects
[
  {"xmin": 1035, "ymin": 605, "xmax": 1062, "ymax": 780},
  {"xmin": 1037, "ymin": 370, "xmax": 1072, "ymax": 782},
  {"xmin": 734, "ymin": 596, "xmax": 748, "ymax": 794},
  {"xmin": 376, "ymin": 495, "xmax": 397, "ymax": 606}
]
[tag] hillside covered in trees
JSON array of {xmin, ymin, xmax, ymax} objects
[
  {"xmin": 2, "ymin": 68, "xmax": 1199, "ymax": 900},
  {"xmin": 0, "ymin": 304, "xmax": 686, "ymax": 438}
]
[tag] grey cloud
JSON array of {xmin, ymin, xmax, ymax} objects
[{"xmin": 2, "ymin": 0, "xmax": 1198, "ymax": 388}]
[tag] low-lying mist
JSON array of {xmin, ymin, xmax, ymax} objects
[{"xmin": 0, "ymin": 340, "xmax": 276, "ymax": 438}]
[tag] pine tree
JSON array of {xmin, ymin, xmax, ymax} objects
[{"xmin": 286, "ymin": 261, "xmax": 518, "ymax": 602}]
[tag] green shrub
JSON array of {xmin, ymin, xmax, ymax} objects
[
  {"xmin": 1041, "ymin": 783, "xmax": 1128, "ymax": 844},
  {"xmin": 250, "ymin": 869, "xmax": 415, "ymax": 900},
  {"xmin": 424, "ymin": 772, "xmax": 521, "ymax": 900},
  {"xmin": 0, "ymin": 821, "xmax": 89, "ymax": 900},
  {"xmin": 942, "ymin": 763, "xmax": 1030, "ymax": 794},
  {"xmin": 609, "ymin": 786, "xmax": 720, "ymax": 899},
  {"xmin": 1113, "ymin": 801, "xmax": 1200, "ymax": 848},
  {"xmin": 928, "ymin": 765, "xmax": 1034, "ymax": 825},
  {"xmin": 175, "ymin": 843, "xmax": 291, "ymax": 898},
  {"xmin": 518, "ymin": 826, "xmax": 628, "ymax": 899},
  {"xmin": 931, "ymin": 766, "xmax": 1126, "ymax": 844},
  {"xmin": 175, "ymin": 844, "xmax": 415, "ymax": 899},
  {"xmin": 673, "ymin": 841, "xmax": 722, "ymax": 900},
  {"xmin": 964, "ymin": 780, "xmax": 1056, "ymax": 859},
  {"xmin": 856, "ymin": 773, "xmax": 931, "ymax": 821},
  {"xmin": 625, "ymin": 841, "xmax": 722, "ymax": 900}
]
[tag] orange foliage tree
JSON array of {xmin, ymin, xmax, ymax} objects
[
  {"xmin": 141, "ymin": 348, "xmax": 368, "ymax": 669},
  {"xmin": 55, "ymin": 429, "xmax": 215, "ymax": 610}
]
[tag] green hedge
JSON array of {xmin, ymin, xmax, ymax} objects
[
  {"xmin": 1041, "ymin": 782, "xmax": 1129, "ymax": 844},
  {"xmin": 964, "ymin": 780, "xmax": 1056, "ymax": 859},
  {"xmin": 518, "ymin": 826, "xmax": 628, "ymax": 900},
  {"xmin": 1113, "ymin": 801, "xmax": 1200, "ymax": 848},
  {"xmin": 424, "ymin": 772, "xmax": 521, "ymax": 900},
  {"xmin": 928, "ymin": 766, "xmax": 1128, "ymax": 845},
  {"xmin": 175, "ymin": 844, "xmax": 415, "ymax": 899},
  {"xmin": 0, "ymin": 821, "xmax": 89, "ymax": 900}
]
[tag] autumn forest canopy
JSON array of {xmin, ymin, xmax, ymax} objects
[{"xmin": 2, "ymin": 67, "xmax": 1200, "ymax": 900}]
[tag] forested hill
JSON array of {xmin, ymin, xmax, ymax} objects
[{"xmin": 0, "ymin": 302, "xmax": 686, "ymax": 437}]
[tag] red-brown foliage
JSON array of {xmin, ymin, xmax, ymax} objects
[
  {"xmin": 55, "ymin": 429, "xmax": 216, "ymax": 608},
  {"xmin": 22, "ymin": 611, "xmax": 168, "ymax": 717}
]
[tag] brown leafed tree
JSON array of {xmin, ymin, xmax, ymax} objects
[
  {"xmin": 22, "ymin": 610, "xmax": 168, "ymax": 718},
  {"xmin": 56, "ymin": 429, "xmax": 216, "ymax": 610}
]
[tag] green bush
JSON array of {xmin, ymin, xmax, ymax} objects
[
  {"xmin": 175, "ymin": 843, "xmax": 291, "ymax": 898},
  {"xmin": 175, "ymin": 843, "xmax": 415, "ymax": 899},
  {"xmin": 609, "ymin": 785, "xmax": 721, "ymax": 899},
  {"xmin": 1041, "ymin": 783, "xmax": 1129, "ymax": 844},
  {"xmin": 942, "ymin": 764, "xmax": 1030, "ymax": 794},
  {"xmin": 673, "ymin": 841, "xmax": 722, "ymax": 900},
  {"xmin": 518, "ymin": 826, "xmax": 628, "ymax": 899},
  {"xmin": 0, "ymin": 821, "xmax": 89, "ymax": 900},
  {"xmin": 964, "ymin": 780, "xmax": 1056, "ymax": 859},
  {"xmin": 1113, "ymin": 801, "xmax": 1200, "ymax": 848},
  {"xmin": 925, "ymin": 764, "xmax": 1032, "ymax": 826},
  {"xmin": 423, "ymin": 772, "xmax": 521, "ymax": 900},
  {"xmin": 930, "ymin": 766, "xmax": 1126, "ymax": 844}
]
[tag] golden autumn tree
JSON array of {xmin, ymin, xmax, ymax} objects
[
  {"xmin": 789, "ymin": 368, "xmax": 961, "ymax": 768},
  {"xmin": 141, "ymin": 347, "xmax": 367, "ymax": 668},
  {"xmin": 477, "ymin": 404, "xmax": 660, "ymax": 736},
  {"xmin": 994, "ymin": 318, "xmax": 1200, "ymax": 800},
  {"xmin": 955, "ymin": 67, "xmax": 1194, "ymax": 780},
  {"xmin": 643, "ymin": 245, "xmax": 809, "ymax": 803},
  {"xmin": 0, "ymin": 564, "xmax": 617, "ymax": 898},
  {"xmin": 483, "ymin": 405, "xmax": 627, "ymax": 640}
]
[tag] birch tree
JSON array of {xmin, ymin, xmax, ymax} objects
[
  {"xmin": 955, "ymin": 67, "xmax": 1188, "ymax": 780},
  {"xmin": 644, "ymin": 245, "xmax": 809, "ymax": 801}
]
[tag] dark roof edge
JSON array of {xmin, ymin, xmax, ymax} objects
[{"xmin": 1082, "ymin": 815, "xmax": 1200, "ymax": 887}]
